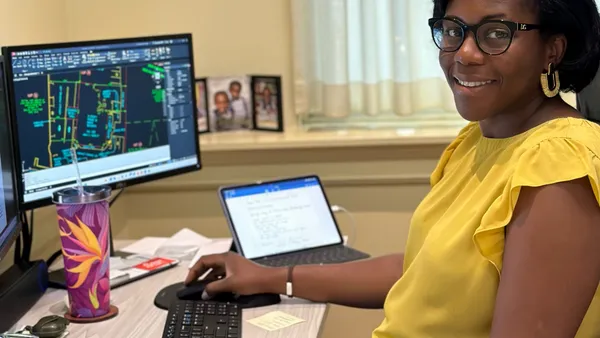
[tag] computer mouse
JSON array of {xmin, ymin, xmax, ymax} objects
[
  {"xmin": 177, "ymin": 279, "xmax": 211, "ymax": 300},
  {"xmin": 177, "ymin": 280, "xmax": 282, "ymax": 308},
  {"xmin": 29, "ymin": 315, "xmax": 70, "ymax": 338}
]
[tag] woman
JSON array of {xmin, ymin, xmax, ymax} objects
[{"xmin": 187, "ymin": 0, "xmax": 600, "ymax": 336}]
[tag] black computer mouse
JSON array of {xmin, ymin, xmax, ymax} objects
[
  {"xmin": 29, "ymin": 315, "xmax": 70, "ymax": 338},
  {"xmin": 177, "ymin": 279, "xmax": 213, "ymax": 300},
  {"xmin": 177, "ymin": 280, "xmax": 282, "ymax": 308}
]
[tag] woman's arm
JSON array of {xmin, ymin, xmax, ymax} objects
[
  {"xmin": 263, "ymin": 253, "xmax": 404, "ymax": 309},
  {"xmin": 490, "ymin": 178, "xmax": 600, "ymax": 338},
  {"xmin": 186, "ymin": 252, "xmax": 404, "ymax": 309}
]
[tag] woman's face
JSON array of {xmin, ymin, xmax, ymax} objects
[{"xmin": 439, "ymin": 0, "xmax": 558, "ymax": 122}]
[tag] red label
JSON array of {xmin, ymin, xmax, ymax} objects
[{"xmin": 134, "ymin": 257, "xmax": 174, "ymax": 271}]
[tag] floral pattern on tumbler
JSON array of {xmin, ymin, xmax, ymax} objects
[{"xmin": 57, "ymin": 199, "xmax": 110, "ymax": 318}]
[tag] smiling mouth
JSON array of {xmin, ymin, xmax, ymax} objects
[{"xmin": 454, "ymin": 77, "xmax": 495, "ymax": 88}]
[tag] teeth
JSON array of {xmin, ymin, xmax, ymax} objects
[{"xmin": 456, "ymin": 78, "xmax": 493, "ymax": 87}]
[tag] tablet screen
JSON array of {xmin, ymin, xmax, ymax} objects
[{"xmin": 221, "ymin": 176, "xmax": 342, "ymax": 259}]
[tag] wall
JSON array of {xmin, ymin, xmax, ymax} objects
[
  {"xmin": 64, "ymin": 0, "xmax": 297, "ymax": 132},
  {"xmin": 0, "ymin": 0, "xmax": 67, "ymax": 46}
]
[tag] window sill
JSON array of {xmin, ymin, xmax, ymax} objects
[{"xmin": 199, "ymin": 127, "xmax": 461, "ymax": 152}]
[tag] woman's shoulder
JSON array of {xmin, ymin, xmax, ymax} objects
[
  {"xmin": 431, "ymin": 118, "xmax": 600, "ymax": 187},
  {"xmin": 504, "ymin": 118, "xmax": 600, "ymax": 191},
  {"xmin": 521, "ymin": 117, "xmax": 600, "ymax": 157}
]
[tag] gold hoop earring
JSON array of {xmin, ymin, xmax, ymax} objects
[{"xmin": 540, "ymin": 63, "xmax": 560, "ymax": 98}]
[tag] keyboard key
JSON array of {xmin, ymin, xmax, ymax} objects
[
  {"xmin": 215, "ymin": 325, "xmax": 227, "ymax": 337},
  {"xmin": 162, "ymin": 300, "xmax": 242, "ymax": 338}
]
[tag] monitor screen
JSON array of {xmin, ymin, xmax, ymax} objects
[
  {"xmin": 220, "ymin": 176, "xmax": 343, "ymax": 260},
  {"xmin": 0, "ymin": 57, "xmax": 21, "ymax": 261},
  {"xmin": 2, "ymin": 34, "xmax": 201, "ymax": 209}
]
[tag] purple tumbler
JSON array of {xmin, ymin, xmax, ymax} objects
[{"xmin": 53, "ymin": 185, "xmax": 113, "ymax": 320}]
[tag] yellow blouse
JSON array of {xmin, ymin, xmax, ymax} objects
[{"xmin": 373, "ymin": 117, "xmax": 600, "ymax": 338}]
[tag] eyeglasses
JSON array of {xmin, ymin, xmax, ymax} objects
[{"xmin": 428, "ymin": 17, "xmax": 541, "ymax": 55}]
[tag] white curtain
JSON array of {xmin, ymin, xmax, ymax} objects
[{"xmin": 291, "ymin": 0, "xmax": 464, "ymax": 129}]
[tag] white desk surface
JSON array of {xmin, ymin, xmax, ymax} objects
[{"xmin": 14, "ymin": 240, "xmax": 328, "ymax": 338}]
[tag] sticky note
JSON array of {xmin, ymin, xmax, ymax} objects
[{"xmin": 246, "ymin": 311, "xmax": 306, "ymax": 331}]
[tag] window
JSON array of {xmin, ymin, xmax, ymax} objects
[{"xmin": 291, "ymin": 0, "xmax": 467, "ymax": 131}]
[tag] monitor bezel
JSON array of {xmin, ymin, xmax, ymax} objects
[
  {"xmin": 0, "ymin": 56, "xmax": 23, "ymax": 261},
  {"xmin": 2, "ymin": 33, "xmax": 202, "ymax": 210},
  {"xmin": 217, "ymin": 174, "xmax": 345, "ymax": 260}
]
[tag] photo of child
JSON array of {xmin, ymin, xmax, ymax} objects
[
  {"xmin": 207, "ymin": 76, "xmax": 252, "ymax": 132},
  {"xmin": 252, "ymin": 76, "xmax": 283, "ymax": 131},
  {"xmin": 194, "ymin": 79, "xmax": 209, "ymax": 133}
]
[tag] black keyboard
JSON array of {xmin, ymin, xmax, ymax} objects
[
  {"xmin": 256, "ymin": 245, "xmax": 369, "ymax": 267},
  {"xmin": 162, "ymin": 300, "xmax": 242, "ymax": 338}
]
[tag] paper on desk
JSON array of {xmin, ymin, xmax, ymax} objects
[
  {"xmin": 247, "ymin": 311, "xmax": 305, "ymax": 331},
  {"xmin": 188, "ymin": 238, "xmax": 233, "ymax": 268},
  {"xmin": 120, "ymin": 236, "xmax": 167, "ymax": 256},
  {"xmin": 162, "ymin": 228, "xmax": 212, "ymax": 248},
  {"xmin": 109, "ymin": 256, "xmax": 130, "ymax": 270},
  {"xmin": 155, "ymin": 228, "xmax": 213, "ymax": 260},
  {"xmin": 109, "ymin": 269, "xmax": 129, "ymax": 280},
  {"xmin": 119, "ymin": 229, "xmax": 212, "ymax": 260}
]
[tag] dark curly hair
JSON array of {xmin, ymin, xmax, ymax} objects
[
  {"xmin": 229, "ymin": 81, "xmax": 242, "ymax": 90},
  {"xmin": 432, "ymin": 0, "xmax": 600, "ymax": 93}
]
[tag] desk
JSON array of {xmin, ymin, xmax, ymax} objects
[{"xmin": 14, "ymin": 240, "xmax": 329, "ymax": 338}]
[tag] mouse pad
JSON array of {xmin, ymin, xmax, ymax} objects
[
  {"xmin": 154, "ymin": 282, "xmax": 281, "ymax": 310},
  {"xmin": 154, "ymin": 282, "xmax": 187, "ymax": 310}
]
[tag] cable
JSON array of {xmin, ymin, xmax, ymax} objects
[
  {"xmin": 20, "ymin": 211, "xmax": 32, "ymax": 263},
  {"xmin": 27, "ymin": 210, "xmax": 34, "ymax": 261},
  {"xmin": 13, "ymin": 233, "xmax": 21, "ymax": 265},
  {"xmin": 46, "ymin": 249, "xmax": 63, "ymax": 267},
  {"xmin": 330, "ymin": 205, "xmax": 356, "ymax": 247}
]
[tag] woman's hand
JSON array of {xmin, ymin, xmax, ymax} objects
[{"xmin": 185, "ymin": 252, "xmax": 283, "ymax": 297}]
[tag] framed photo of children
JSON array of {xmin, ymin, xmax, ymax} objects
[
  {"xmin": 206, "ymin": 76, "xmax": 253, "ymax": 132},
  {"xmin": 194, "ymin": 78, "xmax": 210, "ymax": 133},
  {"xmin": 251, "ymin": 76, "xmax": 283, "ymax": 132}
]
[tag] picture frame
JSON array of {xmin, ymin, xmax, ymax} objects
[
  {"xmin": 194, "ymin": 78, "xmax": 210, "ymax": 134},
  {"xmin": 206, "ymin": 75, "xmax": 253, "ymax": 133},
  {"xmin": 251, "ymin": 75, "xmax": 283, "ymax": 132}
]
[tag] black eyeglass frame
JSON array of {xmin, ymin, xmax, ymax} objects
[{"xmin": 428, "ymin": 17, "xmax": 542, "ymax": 55}]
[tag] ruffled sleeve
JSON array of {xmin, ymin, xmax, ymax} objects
[
  {"xmin": 473, "ymin": 137, "xmax": 600, "ymax": 274},
  {"xmin": 430, "ymin": 122, "xmax": 479, "ymax": 187}
]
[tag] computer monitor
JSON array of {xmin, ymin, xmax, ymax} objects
[
  {"xmin": 0, "ymin": 56, "xmax": 21, "ymax": 262},
  {"xmin": 1, "ymin": 34, "xmax": 201, "ymax": 210}
]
